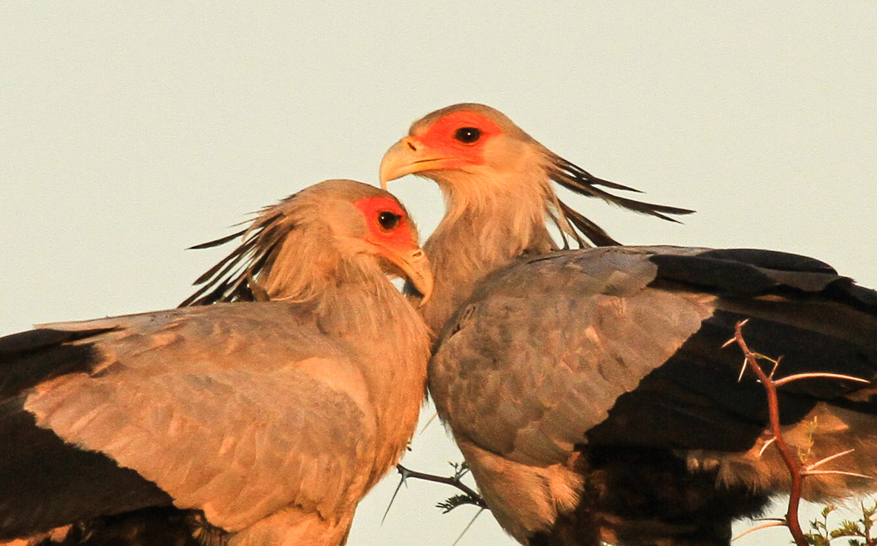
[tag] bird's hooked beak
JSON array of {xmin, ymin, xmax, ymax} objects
[
  {"xmin": 376, "ymin": 241, "xmax": 433, "ymax": 305},
  {"xmin": 379, "ymin": 137, "xmax": 459, "ymax": 189}
]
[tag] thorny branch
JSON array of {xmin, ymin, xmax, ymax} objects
[
  {"xmin": 726, "ymin": 319, "xmax": 870, "ymax": 546},
  {"xmin": 382, "ymin": 463, "xmax": 487, "ymax": 546},
  {"xmin": 394, "ymin": 463, "xmax": 487, "ymax": 510},
  {"xmin": 726, "ymin": 319, "xmax": 807, "ymax": 545}
]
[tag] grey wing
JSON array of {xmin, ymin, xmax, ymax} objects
[
  {"xmin": 3, "ymin": 302, "xmax": 376, "ymax": 534},
  {"xmin": 430, "ymin": 246, "xmax": 877, "ymax": 465},
  {"xmin": 430, "ymin": 247, "xmax": 711, "ymax": 465}
]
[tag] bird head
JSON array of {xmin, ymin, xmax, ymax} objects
[
  {"xmin": 181, "ymin": 179, "xmax": 432, "ymax": 306},
  {"xmin": 379, "ymin": 104, "xmax": 541, "ymax": 190},
  {"xmin": 380, "ymin": 103, "xmax": 693, "ymax": 247},
  {"xmin": 342, "ymin": 185, "xmax": 434, "ymax": 303}
]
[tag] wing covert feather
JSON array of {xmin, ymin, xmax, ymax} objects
[
  {"xmin": 21, "ymin": 303, "xmax": 378, "ymax": 532},
  {"xmin": 431, "ymin": 248, "xmax": 712, "ymax": 466}
]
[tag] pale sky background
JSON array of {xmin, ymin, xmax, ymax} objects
[{"xmin": 2, "ymin": 3, "xmax": 876, "ymax": 545}]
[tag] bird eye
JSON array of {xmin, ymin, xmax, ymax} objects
[
  {"xmin": 454, "ymin": 127, "xmax": 482, "ymax": 144},
  {"xmin": 378, "ymin": 211, "xmax": 401, "ymax": 230}
]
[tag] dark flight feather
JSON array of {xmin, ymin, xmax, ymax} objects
[{"xmin": 0, "ymin": 328, "xmax": 113, "ymax": 398}]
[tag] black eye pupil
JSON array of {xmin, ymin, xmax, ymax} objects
[
  {"xmin": 378, "ymin": 211, "xmax": 400, "ymax": 230},
  {"xmin": 454, "ymin": 127, "xmax": 482, "ymax": 144}
]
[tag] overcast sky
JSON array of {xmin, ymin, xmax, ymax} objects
[{"xmin": 2, "ymin": 3, "xmax": 876, "ymax": 545}]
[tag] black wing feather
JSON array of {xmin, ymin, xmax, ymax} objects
[
  {"xmin": 0, "ymin": 328, "xmax": 114, "ymax": 399},
  {"xmin": 0, "ymin": 408, "xmax": 174, "ymax": 540}
]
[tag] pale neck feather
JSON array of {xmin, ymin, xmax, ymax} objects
[
  {"xmin": 265, "ymin": 237, "xmax": 431, "ymax": 492},
  {"xmin": 416, "ymin": 168, "xmax": 556, "ymax": 335}
]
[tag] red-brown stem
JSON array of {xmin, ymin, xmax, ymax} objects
[{"xmin": 734, "ymin": 321, "xmax": 807, "ymax": 546}]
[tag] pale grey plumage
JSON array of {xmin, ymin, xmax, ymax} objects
[
  {"xmin": 381, "ymin": 105, "xmax": 877, "ymax": 546},
  {"xmin": 0, "ymin": 179, "xmax": 432, "ymax": 546},
  {"xmin": 432, "ymin": 247, "xmax": 712, "ymax": 466}
]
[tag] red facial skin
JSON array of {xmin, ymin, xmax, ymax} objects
[
  {"xmin": 414, "ymin": 111, "xmax": 502, "ymax": 168},
  {"xmin": 353, "ymin": 196, "xmax": 417, "ymax": 251}
]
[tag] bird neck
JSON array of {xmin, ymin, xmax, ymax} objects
[
  {"xmin": 314, "ymin": 254, "xmax": 431, "ymax": 379},
  {"xmin": 258, "ymin": 229, "xmax": 430, "ymax": 477},
  {"xmin": 417, "ymin": 170, "xmax": 556, "ymax": 334},
  {"xmin": 315, "ymin": 257, "xmax": 431, "ymax": 490}
]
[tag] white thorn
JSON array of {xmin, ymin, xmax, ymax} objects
[
  {"xmin": 758, "ymin": 437, "xmax": 777, "ymax": 458},
  {"xmin": 732, "ymin": 518, "xmax": 787, "ymax": 541}
]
